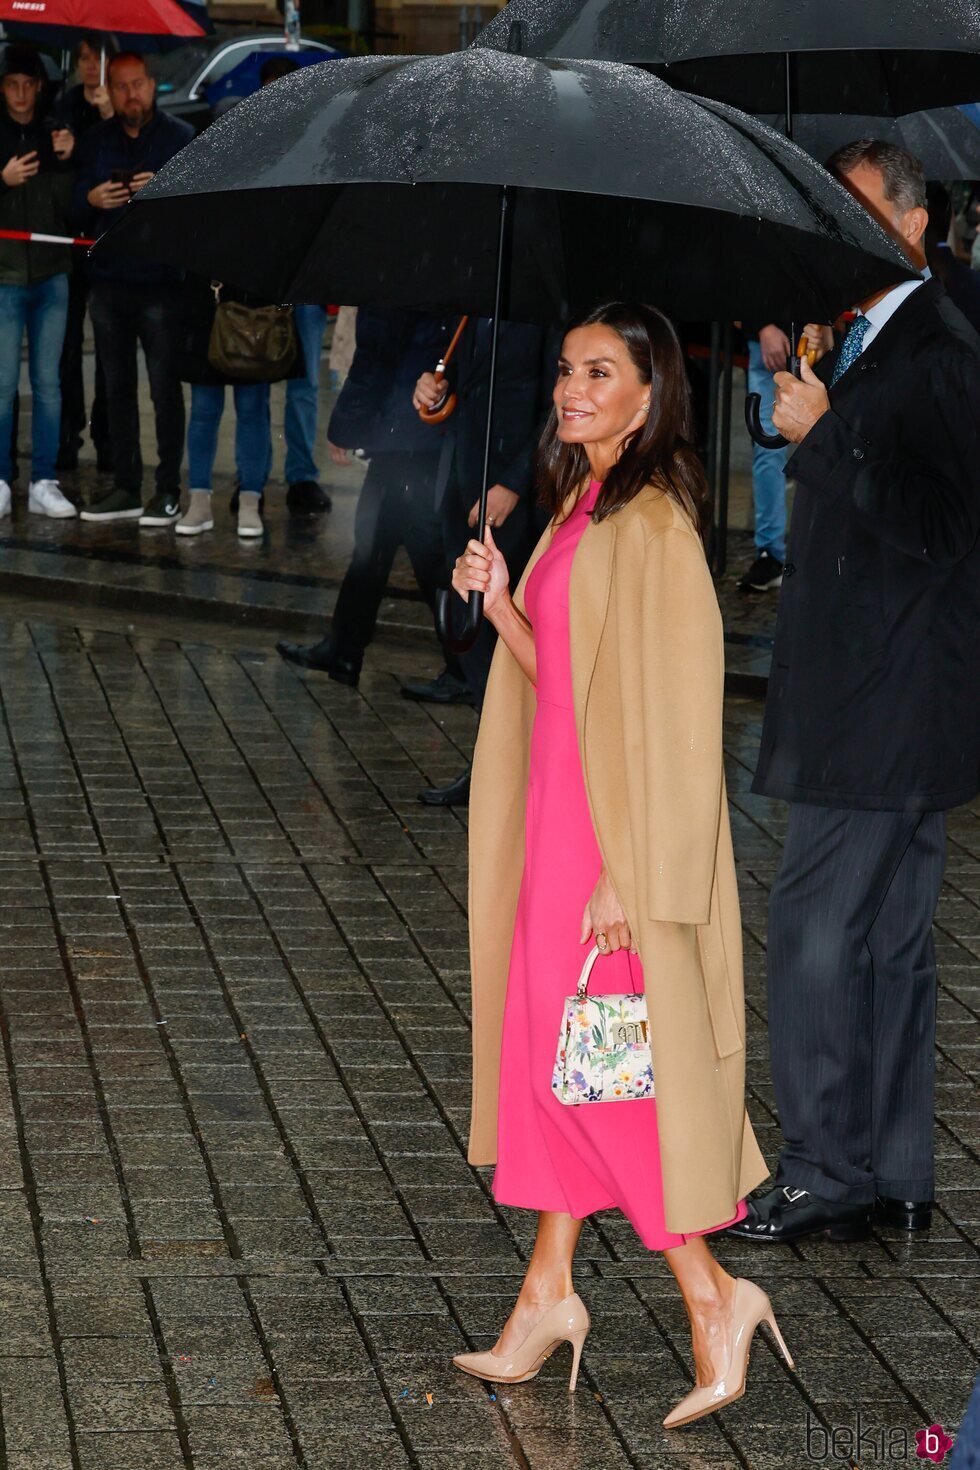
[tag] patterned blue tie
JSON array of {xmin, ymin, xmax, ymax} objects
[{"xmin": 830, "ymin": 314, "xmax": 872, "ymax": 385}]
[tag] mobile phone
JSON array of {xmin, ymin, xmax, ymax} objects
[{"xmin": 110, "ymin": 168, "xmax": 135, "ymax": 190}]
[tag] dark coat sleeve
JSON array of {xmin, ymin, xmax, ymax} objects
[
  {"xmin": 71, "ymin": 129, "xmax": 101, "ymax": 235},
  {"xmin": 327, "ymin": 309, "xmax": 399, "ymax": 448},
  {"xmin": 786, "ymin": 346, "xmax": 980, "ymax": 567}
]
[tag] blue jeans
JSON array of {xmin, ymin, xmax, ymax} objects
[
  {"xmin": 188, "ymin": 382, "xmax": 271, "ymax": 496},
  {"xmin": 747, "ymin": 337, "xmax": 789, "ymax": 562},
  {"xmin": 283, "ymin": 303, "xmax": 328, "ymax": 484},
  {"xmin": 0, "ymin": 273, "xmax": 69, "ymax": 483}
]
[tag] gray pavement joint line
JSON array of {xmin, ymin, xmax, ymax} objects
[
  {"xmin": 0, "ymin": 655, "xmax": 96, "ymax": 1470},
  {"xmin": 813, "ymin": 1274, "xmax": 933, "ymax": 1423},
  {"xmin": 911, "ymin": 1276, "xmax": 980, "ymax": 1362},
  {"xmin": 236, "ymin": 649, "xmax": 441, "ymax": 867},
  {"xmin": 74, "ymin": 645, "xmax": 319, "ymax": 1470}
]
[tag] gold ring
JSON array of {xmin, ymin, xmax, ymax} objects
[{"xmin": 597, "ymin": 932, "xmax": 608, "ymax": 951}]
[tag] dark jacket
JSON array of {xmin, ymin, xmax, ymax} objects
[
  {"xmin": 328, "ymin": 308, "xmax": 451, "ymax": 456},
  {"xmin": 0, "ymin": 107, "xmax": 73, "ymax": 285},
  {"xmin": 57, "ymin": 84, "xmax": 107, "ymax": 143},
  {"xmin": 439, "ymin": 319, "xmax": 558, "ymax": 511},
  {"xmin": 73, "ymin": 109, "xmax": 193, "ymax": 285},
  {"xmin": 753, "ymin": 278, "xmax": 980, "ymax": 813}
]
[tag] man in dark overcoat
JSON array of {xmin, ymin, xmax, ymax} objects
[
  {"xmin": 728, "ymin": 140, "xmax": 980, "ymax": 1245},
  {"xmin": 409, "ymin": 318, "xmax": 556, "ymax": 805}
]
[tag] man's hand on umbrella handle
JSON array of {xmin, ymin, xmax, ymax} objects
[
  {"xmin": 468, "ymin": 484, "xmax": 518, "ymax": 529},
  {"xmin": 129, "ymin": 172, "xmax": 154, "ymax": 194},
  {"xmin": 2, "ymin": 152, "xmax": 39, "ymax": 187},
  {"xmin": 759, "ymin": 323, "xmax": 792, "ymax": 373},
  {"xmin": 51, "ymin": 129, "xmax": 75, "ymax": 160},
  {"xmin": 772, "ymin": 358, "xmax": 830, "ymax": 443},
  {"xmin": 801, "ymin": 323, "xmax": 834, "ymax": 362},
  {"xmin": 89, "ymin": 179, "xmax": 131, "ymax": 209},
  {"xmin": 328, "ymin": 440, "xmax": 351, "ymax": 465},
  {"xmin": 413, "ymin": 371, "xmax": 447, "ymax": 412}
]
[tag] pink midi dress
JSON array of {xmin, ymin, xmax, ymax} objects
[{"xmin": 492, "ymin": 479, "xmax": 746, "ymax": 1250}]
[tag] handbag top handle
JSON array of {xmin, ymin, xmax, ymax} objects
[
  {"xmin": 575, "ymin": 944, "xmax": 643, "ymax": 998},
  {"xmin": 576, "ymin": 945, "xmax": 602, "ymax": 997}
]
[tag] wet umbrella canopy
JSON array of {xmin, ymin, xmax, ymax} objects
[
  {"xmin": 104, "ymin": 51, "xmax": 914, "ymax": 327},
  {"xmin": 103, "ymin": 50, "xmax": 915, "ymax": 648},
  {"xmin": 475, "ymin": 0, "xmax": 980, "ymax": 117}
]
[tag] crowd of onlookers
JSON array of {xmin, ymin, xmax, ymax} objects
[{"xmin": 0, "ymin": 38, "xmax": 333, "ymax": 536}]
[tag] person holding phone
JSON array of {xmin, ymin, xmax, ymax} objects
[
  {"xmin": 73, "ymin": 52, "xmax": 193, "ymax": 527},
  {"xmin": 0, "ymin": 45, "xmax": 77, "ymax": 522}
]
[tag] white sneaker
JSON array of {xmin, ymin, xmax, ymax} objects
[
  {"xmin": 176, "ymin": 490, "xmax": 214, "ymax": 536},
  {"xmin": 0, "ymin": 480, "xmax": 10, "ymax": 518},
  {"xmin": 28, "ymin": 479, "xmax": 77, "ymax": 519}
]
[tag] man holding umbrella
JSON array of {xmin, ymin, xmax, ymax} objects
[{"xmin": 728, "ymin": 141, "xmax": 980, "ymax": 1246}]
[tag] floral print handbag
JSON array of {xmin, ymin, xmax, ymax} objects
[{"xmin": 552, "ymin": 945, "xmax": 655, "ymax": 1105}]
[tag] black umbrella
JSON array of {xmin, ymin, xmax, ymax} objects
[
  {"xmin": 761, "ymin": 107, "xmax": 980, "ymax": 185},
  {"xmin": 476, "ymin": 3, "xmax": 980, "ymax": 466},
  {"xmin": 474, "ymin": 0, "xmax": 980, "ymax": 128},
  {"xmin": 102, "ymin": 51, "xmax": 913, "ymax": 646}
]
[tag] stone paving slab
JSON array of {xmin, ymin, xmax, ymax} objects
[{"xmin": 0, "ymin": 601, "xmax": 976, "ymax": 1469}]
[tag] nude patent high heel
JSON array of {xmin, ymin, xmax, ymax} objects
[
  {"xmin": 663, "ymin": 1278, "xmax": 795, "ymax": 1429},
  {"xmin": 453, "ymin": 1293, "xmax": 591, "ymax": 1391}
]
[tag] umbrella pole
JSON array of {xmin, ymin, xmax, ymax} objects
[
  {"xmin": 100, "ymin": 44, "xmax": 106, "ymax": 88},
  {"xmin": 435, "ymin": 184, "xmax": 511, "ymax": 655},
  {"xmin": 784, "ymin": 52, "xmax": 793, "ymax": 140}
]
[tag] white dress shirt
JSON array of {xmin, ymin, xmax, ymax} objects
[{"xmin": 858, "ymin": 273, "xmax": 927, "ymax": 353}]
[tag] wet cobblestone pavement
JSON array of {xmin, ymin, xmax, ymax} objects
[{"xmin": 0, "ymin": 601, "xmax": 976, "ymax": 1470}]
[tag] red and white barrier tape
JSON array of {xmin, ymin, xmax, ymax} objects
[{"xmin": 0, "ymin": 229, "xmax": 95, "ymax": 247}]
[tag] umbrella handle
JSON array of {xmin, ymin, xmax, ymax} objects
[
  {"xmin": 744, "ymin": 330, "xmax": 813, "ymax": 449},
  {"xmin": 436, "ymin": 586, "xmax": 483, "ymax": 655},
  {"xmin": 744, "ymin": 393, "xmax": 788, "ymax": 449}
]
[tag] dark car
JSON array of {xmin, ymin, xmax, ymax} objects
[{"xmin": 154, "ymin": 32, "xmax": 341, "ymax": 131}]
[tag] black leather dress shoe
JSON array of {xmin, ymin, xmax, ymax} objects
[
  {"xmin": 418, "ymin": 768, "xmax": 471, "ymax": 807},
  {"xmin": 724, "ymin": 1185, "xmax": 872, "ymax": 1244},
  {"xmin": 401, "ymin": 668, "xmax": 475, "ymax": 705},
  {"xmin": 874, "ymin": 1196, "xmax": 933, "ymax": 1231},
  {"xmin": 276, "ymin": 637, "xmax": 360, "ymax": 686}
]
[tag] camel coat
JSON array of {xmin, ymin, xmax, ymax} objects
[{"xmin": 467, "ymin": 480, "xmax": 768, "ymax": 1236}]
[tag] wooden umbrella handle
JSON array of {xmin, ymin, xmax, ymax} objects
[{"xmin": 418, "ymin": 315, "xmax": 469, "ymax": 424}]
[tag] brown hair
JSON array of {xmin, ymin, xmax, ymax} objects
[{"xmin": 537, "ymin": 302, "xmax": 710, "ymax": 536}]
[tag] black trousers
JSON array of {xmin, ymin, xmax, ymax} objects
[
  {"xmin": 332, "ymin": 451, "xmax": 446, "ymax": 667},
  {"xmin": 768, "ymin": 804, "xmax": 947, "ymax": 1205},
  {"xmin": 59, "ymin": 266, "xmax": 109, "ymax": 459},
  {"xmin": 440, "ymin": 468, "xmax": 537, "ymax": 709},
  {"xmin": 89, "ymin": 280, "xmax": 185, "ymax": 496}
]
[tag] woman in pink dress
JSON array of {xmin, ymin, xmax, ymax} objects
[{"xmin": 450, "ymin": 304, "xmax": 792, "ymax": 1427}]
